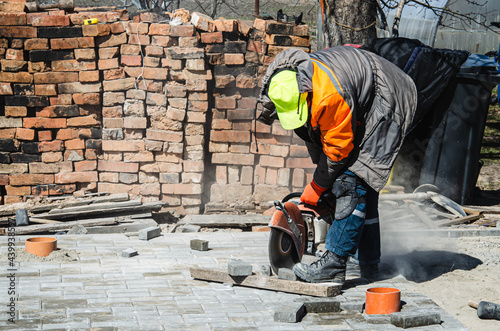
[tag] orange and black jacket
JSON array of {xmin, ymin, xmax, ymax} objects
[{"xmin": 259, "ymin": 47, "xmax": 417, "ymax": 191}]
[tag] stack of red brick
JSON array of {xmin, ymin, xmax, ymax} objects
[{"xmin": 0, "ymin": 5, "xmax": 314, "ymax": 213}]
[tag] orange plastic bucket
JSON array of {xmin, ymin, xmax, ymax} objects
[
  {"xmin": 25, "ymin": 237, "xmax": 57, "ymax": 257},
  {"xmin": 365, "ymin": 287, "xmax": 401, "ymax": 314}
]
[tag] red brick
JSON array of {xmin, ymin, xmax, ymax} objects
[
  {"xmin": 42, "ymin": 152, "xmax": 63, "ymax": 163},
  {"xmin": 188, "ymin": 101, "xmax": 208, "ymax": 112},
  {"xmin": 128, "ymin": 34, "xmax": 150, "ymax": 45},
  {"xmin": 126, "ymin": 22, "xmax": 149, "ymax": 35},
  {"xmin": 224, "ymin": 53, "xmax": 244, "ymax": 65},
  {"xmin": 74, "ymin": 48, "xmax": 95, "ymax": 60},
  {"xmin": 51, "ymin": 60, "xmax": 96, "ymax": 72},
  {"xmin": 82, "ymin": 24, "xmax": 110, "ymax": 37},
  {"xmin": 260, "ymin": 155, "xmax": 285, "ymax": 168},
  {"xmin": 103, "ymin": 68, "xmax": 125, "ymax": 80},
  {"xmin": 210, "ymin": 130, "xmax": 250, "ymax": 143},
  {"xmin": 0, "ymin": 82, "xmax": 13, "ymax": 95},
  {"xmin": 38, "ymin": 140, "xmax": 63, "ymax": 152},
  {"xmin": 73, "ymin": 93, "xmax": 100, "ymax": 105},
  {"xmin": 148, "ymin": 23, "xmax": 170, "ymax": 35},
  {"xmin": 5, "ymin": 185, "xmax": 31, "ymax": 196},
  {"xmin": 35, "ymin": 84, "xmax": 57, "ymax": 96},
  {"xmin": 1, "ymin": 59, "xmax": 27, "ymax": 72},
  {"xmin": 146, "ymin": 129, "xmax": 183, "ymax": 142},
  {"xmin": 293, "ymin": 25, "xmax": 309, "ymax": 36},
  {"xmin": 15, "ymin": 128, "xmax": 35, "ymax": 141},
  {"xmin": 151, "ymin": 35, "xmax": 176, "ymax": 47},
  {"xmin": 5, "ymin": 48, "xmax": 23, "ymax": 59},
  {"xmin": 286, "ymin": 157, "xmax": 315, "ymax": 169},
  {"xmin": 23, "ymin": 118, "xmax": 66, "ymax": 129},
  {"xmin": 64, "ymin": 138, "xmax": 84, "ymax": 150},
  {"xmin": 238, "ymin": 97, "xmax": 257, "ymax": 110},
  {"xmin": 0, "ymin": 175, "xmax": 7, "ymax": 186},
  {"xmin": 247, "ymin": 40, "xmax": 267, "ymax": 54},
  {"xmin": 50, "ymin": 94, "xmax": 73, "ymax": 105},
  {"xmin": 0, "ymin": 72, "xmax": 32, "ymax": 83},
  {"xmin": 5, "ymin": 106, "xmax": 27, "ymax": 117},
  {"xmin": 10, "ymin": 174, "xmax": 54, "ymax": 186},
  {"xmin": 98, "ymin": 58, "xmax": 119, "ymax": 70},
  {"xmin": 124, "ymin": 117, "xmax": 147, "ymax": 129},
  {"xmin": 64, "ymin": 149, "xmax": 83, "ymax": 161},
  {"xmin": 109, "ymin": 22, "xmax": 126, "ymax": 34},
  {"xmin": 236, "ymin": 74, "xmax": 256, "ymax": 89},
  {"xmin": 36, "ymin": 105, "xmax": 79, "ymax": 118},
  {"xmin": 214, "ymin": 19, "xmax": 237, "ymax": 32},
  {"xmin": 38, "ymin": 130, "xmax": 52, "ymax": 141},
  {"xmin": 170, "ymin": 25, "xmax": 195, "ymax": 37},
  {"xmin": 79, "ymin": 70, "xmax": 100, "ymax": 83},
  {"xmin": 201, "ymin": 32, "xmax": 222, "ymax": 44},
  {"xmin": 56, "ymin": 129, "xmax": 78, "ymax": 140},
  {"xmin": 24, "ymin": 38, "xmax": 49, "ymax": 51},
  {"xmin": 98, "ymin": 160, "xmax": 139, "ymax": 173},
  {"xmin": 55, "ymin": 171, "xmax": 98, "ymax": 184},
  {"xmin": 121, "ymin": 55, "xmax": 142, "ymax": 66},
  {"xmin": 0, "ymin": 2, "xmax": 25, "ymax": 12},
  {"xmin": 145, "ymin": 45, "xmax": 163, "ymax": 57},
  {"xmin": 211, "ymin": 152, "xmax": 255, "ymax": 165},
  {"xmin": 66, "ymin": 115, "xmax": 100, "ymax": 127},
  {"xmin": 58, "ymin": 82, "xmax": 100, "ymax": 94},
  {"xmin": 102, "ymin": 140, "xmax": 145, "ymax": 151},
  {"xmin": 215, "ymin": 96, "xmax": 236, "ymax": 109},
  {"xmin": 0, "ymin": 12, "xmax": 26, "ymax": 26},
  {"xmin": 0, "ymin": 129, "xmax": 16, "ymax": 139},
  {"xmin": 162, "ymin": 183, "xmax": 202, "ymax": 195},
  {"xmin": 73, "ymin": 160, "xmax": 96, "ymax": 172},
  {"xmin": 0, "ymin": 26, "xmax": 36, "ymax": 38},
  {"xmin": 51, "ymin": 37, "xmax": 94, "ymax": 50},
  {"xmin": 31, "ymin": 15, "xmax": 69, "ymax": 27},
  {"xmin": 102, "ymin": 78, "xmax": 136, "ymax": 92},
  {"xmin": 34, "ymin": 72, "xmax": 78, "ymax": 84}
]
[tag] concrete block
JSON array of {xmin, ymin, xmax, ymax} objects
[
  {"xmin": 278, "ymin": 268, "xmax": 297, "ymax": 281},
  {"xmin": 16, "ymin": 208, "xmax": 29, "ymax": 226},
  {"xmin": 122, "ymin": 248, "xmax": 138, "ymax": 258},
  {"xmin": 259, "ymin": 264, "xmax": 271, "ymax": 276},
  {"xmin": 227, "ymin": 259, "xmax": 252, "ymax": 276},
  {"xmin": 138, "ymin": 226, "xmax": 161, "ymax": 240},
  {"xmin": 190, "ymin": 239, "xmax": 208, "ymax": 251},
  {"xmin": 274, "ymin": 303, "xmax": 306, "ymax": 323},
  {"xmin": 390, "ymin": 309, "xmax": 441, "ymax": 328},
  {"xmin": 294, "ymin": 297, "xmax": 341, "ymax": 313},
  {"xmin": 341, "ymin": 300, "xmax": 365, "ymax": 313}
]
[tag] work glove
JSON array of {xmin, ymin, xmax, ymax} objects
[{"xmin": 300, "ymin": 180, "xmax": 327, "ymax": 206}]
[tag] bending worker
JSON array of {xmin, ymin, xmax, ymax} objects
[{"xmin": 258, "ymin": 46, "xmax": 417, "ymax": 284}]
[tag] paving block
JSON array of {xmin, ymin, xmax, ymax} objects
[
  {"xmin": 138, "ymin": 226, "xmax": 161, "ymax": 240},
  {"xmin": 227, "ymin": 259, "xmax": 252, "ymax": 276},
  {"xmin": 278, "ymin": 268, "xmax": 297, "ymax": 281},
  {"xmin": 122, "ymin": 248, "xmax": 138, "ymax": 258},
  {"xmin": 274, "ymin": 303, "xmax": 306, "ymax": 323},
  {"xmin": 190, "ymin": 239, "xmax": 208, "ymax": 251},
  {"xmin": 294, "ymin": 297, "xmax": 341, "ymax": 313},
  {"xmin": 390, "ymin": 309, "xmax": 441, "ymax": 328},
  {"xmin": 341, "ymin": 300, "xmax": 365, "ymax": 313},
  {"xmin": 16, "ymin": 208, "xmax": 29, "ymax": 226},
  {"xmin": 259, "ymin": 264, "xmax": 271, "ymax": 276}
]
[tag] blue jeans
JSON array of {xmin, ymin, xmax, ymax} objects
[{"xmin": 325, "ymin": 171, "xmax": 381, "ymax": 265}]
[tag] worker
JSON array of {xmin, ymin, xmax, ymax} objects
[{"xmin": 258, "ymin": 46, "xmax": 417, "ymax": 284}]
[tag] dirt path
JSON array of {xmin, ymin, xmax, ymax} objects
[{"xmin": 382, "ymin": 234, "xmax": 500, "ymax": 331}]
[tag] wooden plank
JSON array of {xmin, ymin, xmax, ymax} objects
[
  {"xmin": 435, "ymin": 214, "xmax": 483, "ymax": 227},
  {"xmin": 29, "ymin": 218, "xmax": 61, "ymax": 224},
  {"xmin": 190, "ymin": 267, "xmax": 342, "ymax": 297},
  {"xmin": 0, "ymin": 219, "xmax": 118, "ymax": 235},
  {"xmin": 408, "ymin": 204, "xmax": 438, "ymax": 229},
  {"xmin": 464, "ymin": 205, "xmax": 500, "ymax": 214},
  {"xmin": 48, "ymin": 199, "xmax": 142, "ymax": 215},
  {"xmin": 180, "ymin": 215, "xmax": 270, "ymax": 228},
  {"xmin": 34, "ymin": 201, "xmax": 165, "ymax": 220}
]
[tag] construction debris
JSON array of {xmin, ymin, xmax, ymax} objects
[{"xmin": 0, "ymin": 193, "xmax": 167, "ymax": 235}]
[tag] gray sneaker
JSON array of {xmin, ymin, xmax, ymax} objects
[{"xmin": 293, "ymin": 250, "xmax": 347, "ymax": 283}]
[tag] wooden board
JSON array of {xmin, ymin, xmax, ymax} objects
[
  {"xmin": 0, "ymin": 219, "xmax": 118, "ymax": 235},
  {"xmin": 180, "ymin": 215, "xmax": 270, "ymax": 228},
  {"xmin": 435, "ymin": 214, "xmax": 482, "ymax": 227},
  {"xmin": 190, "ymin": 267, "xmax": 342, "ymax": 297}
]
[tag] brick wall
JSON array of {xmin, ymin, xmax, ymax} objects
[{"xmin": 0, "ymin": 6, "xmax": 314, "ymax": 213}]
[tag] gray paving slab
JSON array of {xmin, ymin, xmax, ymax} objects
[{"xmin": 0, "ymin": 232, "xmax": 469, "ymax": 330}]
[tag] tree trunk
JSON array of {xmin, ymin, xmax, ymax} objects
[{"xmin": 318, "ymin": 0, "xmax": 377, "ymax": 49}]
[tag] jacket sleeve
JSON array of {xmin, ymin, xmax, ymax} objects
[{"xmin": 312, "ymin": 91, "xmax": 356, "ymax": 188}]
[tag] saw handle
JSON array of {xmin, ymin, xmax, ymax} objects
[{"xmin": 468, "ymin": 300, "xmax": 479, "ymax": 309}]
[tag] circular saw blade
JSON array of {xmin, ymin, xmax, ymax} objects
[{"xmin": 268, "ymin": 228, "xmax": 300, "ymax": 275}]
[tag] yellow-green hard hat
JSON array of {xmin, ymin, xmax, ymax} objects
[{"xmin": 268, "ymin": 70, "xmax": 308, "ymax": 130}]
